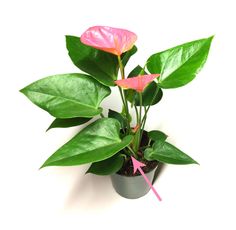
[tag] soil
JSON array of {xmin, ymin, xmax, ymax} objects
[{"xmin": 117, "ymin": 130, "xmax": 158, "ymax": 176}]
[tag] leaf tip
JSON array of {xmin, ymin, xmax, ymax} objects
[{"xmin": 19, "ymin": 87, "xmax": 25, "ymax": 94}]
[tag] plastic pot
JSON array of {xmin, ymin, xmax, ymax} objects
[{"xmin": 110, "ymin": 165, "xmax": 158, "ymax": 199}]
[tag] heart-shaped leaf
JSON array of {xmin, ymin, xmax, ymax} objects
[
  {"xmin": 125, "ymin": 65, "xmax": 163, "ymax": 106},
  {"xmin": 144, "ymin": 140, "xmax": 198, "ymax": 164},
  {"xmin": 147, "ymin": 36, "xmax": 214, "ymax": 88},
  {"xmin": 86, "ymin": 154, "xmax": 125, "ymax": 175},
  {"xmin": 46, "ymin": 117, "xmax": 91, "ymax": 131},
  {"xmin": 20, "ymin": 73, "xmax": 111, "ymax": 118},
  {"xmin": 66, "ymin": 35, "xmax": 118, "ymax": 86},
  {"xmin": 40, "ymin": 118, "xmax": 133, "ymax": 168}
]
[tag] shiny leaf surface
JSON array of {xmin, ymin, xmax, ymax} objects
[
  {"xmin": 66, "ymin": 35, "xmax": 118, "ymax": 86},
  {"xmin": 144, "ymin": 140, "xmax": 198, "ymax": 164},
  {"xmin": 147, "ymin": 36, "xmax": 214, "ymax": 88},
  {"xmin": 86, "ymin": 154, "xmax": 124, "ymax": 175},
  {"xmin": 41, "ymin": 118, "xmax": 133, "ymax": 168},
  {"xmin": 20, "ymin": 73, "xmax": 111, "ymax": 118},
  {"xmin": 148, "ymin": 130, "xmax": 168, "ymax": 142},
  {"xmin": 46, "ymin": 117, "xmax": 91, "ymax": 131},
  {"xmin": 121, "ymin": 46, "xmax": 137, "ymax": 66}
]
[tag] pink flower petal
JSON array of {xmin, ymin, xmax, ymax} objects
[
  {"xmin": 115, "ymin": 74, "xmax": 160, "ymax": 92},
  {"xmin": 80, "ymin": 26, "xmax": 137, "ymax": 56},
  {"xmin": 132, "ymin": 124, "xmax": 140, "ymax": 133}
]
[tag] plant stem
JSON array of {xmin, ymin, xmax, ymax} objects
[
  {"xmin": 118, "ymin": 87, "xmax": 131, "ymax": 132},
  {"xmin": 117, "ymin": 55, "xmax": 125, "ymax": 79},
  {"xmin": 117, "ymin": 56, "xmax": 131, "ymax": 133},
  {"xmin": 139, "ymin": 93, "xmax": 142, "ymax": 125},
  {"xmin": 136, "ymin": 92, "xmax": 143, "ymax": 151},
  {"xmin": 133, "ymin": 93, "xmax": 143, "ymax": 153},
  {"xmin": 127, "ymin": 146, "xmax": 138, "ymax": 158},
  {"xmin": 100, "ymin": 113, "xmax": 105, "ymax": 118},
  {"xmin": 141, "ymin": 85, "xmax": 159, "ymax": 129},
  {"xmin": 134, "ymin": 105, "xmax": 139, "ymax": 124}
]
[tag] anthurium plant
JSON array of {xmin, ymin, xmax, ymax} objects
[{"xmin": 20, "ymin": 26, "xmax": 213, "ymax": 176}]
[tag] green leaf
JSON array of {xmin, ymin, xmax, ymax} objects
[
  {"xmin": 86, "ymin": 154, "xmax": 125, "ymax": 175},
  {"xmin": 148, "ymin": 130, "xmax": 168, "ymax": 142},
  {"xmin": 121, "ymin": 46, "xmax": 137, "ymax": 67},
  {"xmin": 147, "ymin": 36, "xmax": 214, "ymax": 88},
  {"xmin": 20, "ymin": 73, "xmax": 111, "ymax": 118},
  {"xmin": 144, "ymin": 140, "xmax": 198, "ymax": 164},
  {"xmin": 125, "ymin": 65, "xmax": 163, "ymax": 106},
  {"xmin": 108, "ymin": 109, "xmax": 127, "ymax": 129},
  {"xmin": 66, "ymin": 35, "xmax": 118, "ymax": 86},
  {"xmin": 46, "ymin": 117, "xmax": 91, "ymax": 131},
  {"xmin": 40, "ymin": 118, "xmax": 133, "ymax": 168}
]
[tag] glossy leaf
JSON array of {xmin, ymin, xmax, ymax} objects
[
  {"xmin": 66, "ymin": 36, "xmax": 136, "ymax": 86},
  {"xmin": 147, "ymin": 36, "xmax": 214, "ymax": 88},
  {"xmin": 148, "ymin": 130, "xmax": 168, "ymax": 142},
  {"xmin": 121, "ymin": 46, "xmax": 137, "ymax": 66},
  {"xmin": 66, "ymin": 35, "xmax": 118, "ymax": 86},
  {"xmin": 20, "ymin": 73, "xmax": 111, "ymax": 118},
  {"xmin": 144, "ymin": 140, "xmax": 198, "ymax": 164},
  {"xmin": 40, "ymin": 118, "xmax": 133, "ymax": 168},
  {"xmin": 46, "ymin": 117, "xmax": 91, "ymax": 131},
  {"xmin": 125, "ymin": 65, "xmax": 163, "ymax": 106},
  {"xmin": 86, "ymin": 154, "xmax": 125, "ymax": 175},
  {"xmin": 108, "ymin": 109, "xmax": 127, "ymax": 129}
]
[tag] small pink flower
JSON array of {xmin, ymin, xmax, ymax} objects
[
  {"xmin": 132, "ymin": 124, "xmax": 140, "ymax": 133},
  {"xmin": 80, "ymin": 26, "xmax": 137, "ymax": 56},
  {"xmin": 115, "ymin": 74, "xmax": 160, "ymax": 92}
]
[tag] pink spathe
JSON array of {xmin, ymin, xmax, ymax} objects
[
  {"xmin": 115, "ymin": 74, "xmax": 160, "ymax": 92},
  {"xmin": 80, "ymin": 26, "xmax": 137, "ymax": 56}
]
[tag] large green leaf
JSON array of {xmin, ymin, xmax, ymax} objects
[
  {"xmin": 46, "ymin": 117, "xmax": 91, "ymax": 131},
  {"xmin": 148, "ymin": 130, "xmax": 168, "ymax": 142},
  {"xmin": 20, "ymin": 73, "xmax": 111, "ymax": 118},
  {"xmin": 40, "ymin": 118, "xmax": 133, "ymax": 168},
  {"xmin": 66, "ymin": 35, "xmax": 118, "ymax": 86},
  {"xmin": 144, "ymin": 140, "xmax": 198, "ymax": 164},
  {"xmin": 66, "ymin": 36, "xmax": 137, "ymax": 86},
  {"xmin": 147, "ymin": 36, "xmax": 214, "ymax": 88},
  {"xmin": 125, "ymin": 65, "xmax": 163, "ymax": 106},
  {"xmin": 86, "ymin": 154, "xmax": 125, "ymax": 175}
]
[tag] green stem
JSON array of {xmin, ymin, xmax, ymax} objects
[
  {"xmin": 133, "ymin": 93, "xmax": 143, "ymax": 153},
  {"xmin": 117, "ymin": 55, "xmax": 131, "ymax": 133},
  {"xmin": 134, "ymin": 105, "xmax": 139, "ymax": 124},
  {"xmin": 100, "ymin": 113, "xmax": 105, "ymax": 118},
  {"xmin": 141, "ymin": 85, "xmax": 159, "ymax": 128},
  {"xmin": 127, "ymin": 146, "xmax": 138, "ymax": 158},
  {"xmin": 139, "ymin": 93, "xmax": 142, "ymax": 125},
  {"xmin": 136, "ymin": 93, "xmax": 143, "ymax": 151},
  {"xmin": 118, "ymin": 55, "xmax": 125, "ymax": 79},
  {"xmin": 118, "ymin": 87, "xmax": 131, "ymax": 132}
]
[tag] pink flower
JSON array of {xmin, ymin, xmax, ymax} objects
[
  {"xmin": 80, "ymin": 26, "xmax": 137, "ymax": 56},
  {"xmin": 115, "ymin": 74, "xmax": 160, "ymax": 92},
  {"xmin": 132, "ymin": 124, "xmax": 140, "ymax": 133}
]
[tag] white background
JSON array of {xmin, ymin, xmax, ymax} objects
[{"xmin": 1, "ymin": 0, "xmax": 236, "ymax": 229}]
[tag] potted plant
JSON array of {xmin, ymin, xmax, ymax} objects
[{"xmin": 20, "ymin": 26, "xmax": 213, "ymax": 199}]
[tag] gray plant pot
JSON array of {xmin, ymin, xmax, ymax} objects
[{"xmin": 110, "ymin": 166, "xmax": 158, "ymax": 199}]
